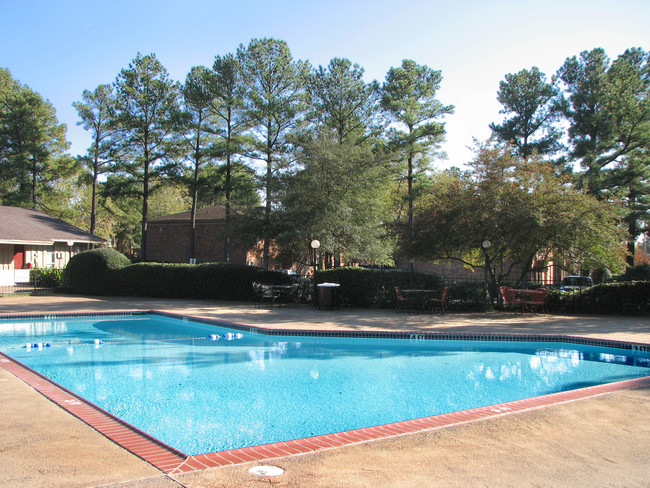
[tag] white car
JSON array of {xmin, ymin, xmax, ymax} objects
[
  {"xmin": 276, "ymin": 269, "xmax": 297, "ymax": 276},
  {"xmin": 560, "ymin": 276, "xmax": 593, "ymax": 291}
]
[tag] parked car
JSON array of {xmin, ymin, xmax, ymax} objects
[
  {"xmin": 275, "ymin": 269, "xmax": 297, "ymax": 276},
  {"xmin": 560, "ymin": 276, "xmax": 593, "ymax": 291}
]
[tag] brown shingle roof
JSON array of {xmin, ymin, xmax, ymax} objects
[{"xmin": 0, "ymin": 206, "xmax": 106, "ymax": 245}]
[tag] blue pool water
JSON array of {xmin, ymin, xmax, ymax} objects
[{"xmin": 1, "ymin": 313, "xmax": 649, "ymax": 455}]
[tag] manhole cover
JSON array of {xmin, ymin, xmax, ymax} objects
[{"xmin": 249, "ymin": 465, "xmax": 285, "ymax": 477}]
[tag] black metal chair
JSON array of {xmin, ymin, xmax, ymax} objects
[
  {"xmin": 275, "ymin": 283, "xmax": 300, "ymax": 307},
  {"xmin": 252, "ymin": 282, "xmax": 278, "ymax": 308}
]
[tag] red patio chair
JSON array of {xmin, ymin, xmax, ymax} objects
[
  {"xmin": 427, "ymin": 287, "xmax": 449, "ymax": 314},
  {"xmin": 395, "ymin": 286, "xmax": 414, "ymax": 313}
]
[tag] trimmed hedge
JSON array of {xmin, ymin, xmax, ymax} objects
[
  {"xmin": 64, "ymin": 255, "xmax": 292, "ymax": 301},
  {"xmin": 65, "ymin": 248, "xmax": 131, "ymax": 295},
  {"xmin": 62, "ymin": 253, "xmax": 649, "ymax": 315},
  {"xmin": 556, "ymin": 281, "xmax": 650, "ymax": 315},
  {"xmin": 116, "ymin": 262, "xmax": 290, "ymax": 300}
]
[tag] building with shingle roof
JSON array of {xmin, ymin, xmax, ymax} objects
[
  {"xmin": 146, "ymin": 205, "xmax": 255, "ymax": 265},
  {"xmin": 0, "ymin": 205, "xmax": 106, "ymax": 285}
]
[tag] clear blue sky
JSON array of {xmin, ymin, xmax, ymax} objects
[{"xmin": 2, "ymin": 0, "xmax": 649, "ymax": 167}]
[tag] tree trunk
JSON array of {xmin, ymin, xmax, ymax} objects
[
  {"xmin": 263, "ymin": 128, "xmax": 272, "ymax": 270},
  {"xmin": 141, "ymin": 157, "xmax": 149, "ymax": 262},
  {"xmin": 90, "ymin": 171, "xmax": 98, "ymax": 240},
  {"xmin": 407, "ymin": 127, "xmax": 414, "ymax": 281},
  {"xmin": 31, "ymin": 156, "xmax": 37, "ymax": 207},
  {"xmin": 190, "ymin": 168, "xmax": 198, "ymax": 262},
  {"xmin": 224, "ymin": 114, "xmax": 232, "ymax": 262},
  {"xmin": 626, "ymin": 192, "xmax": 637, "ymax": 269},
  {"xmin": 190, "ymin": 130, "xmax": 201, "ymax": 262}
]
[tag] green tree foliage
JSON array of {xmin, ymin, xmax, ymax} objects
[
  {"xmin": 195, "ymin": 162, "xmax": 258, "ymax": 208},
  {"xmin": 280, "ymin": 130, "xmax": 394, "ymax": 266},
  {"xmin": 101, "ymin": 177, "xmax": 191, "ymax": 259},
  {"xmin": 557, "ymin": 48, "xmax": 650, "ymax": 186},
  {"xmin": 0, "ymin": 68, "xmax": 73, "ymax": 209},
  {"xmin": 381, "ymin": 60, "xmax": 454, "ymax": 251},
  {"xmin": 557, "ymin": 47, "xmax": 650, "ymax": 267},
  {"xmin": 308, "ymin": 57, "xmax": 382, "ymax": 144},
  {"xmin": 490, "ymin": 67, "xmax": 563, "ymax": 161},
  {"xmin": 210, "ymin": 54, "xmax": 252, "ymax": 261},
  {"xmin": 276, "ymin": 57, "xmax": 393, "ymax": 266},
  {"xmin": 181, "ymin": 65, "xmax": 218, "ymax": 261},
  {"xmin": 112, "ymin": 53, "xmax": 183, "ymax": 260},
  {"xmin": 73, "ymin": 83, "xmax": 119, "ymax": 234},
  {"xmin": 237, "ymin": 38, "xmax": 310, "ymax": 269},
  {"xmin": 409, "ymin": 141, "xmax": 627, "ymax": 300},
  {"xmin": 179, "ymin": 58, "xmax": 259, "ymax": 262}
]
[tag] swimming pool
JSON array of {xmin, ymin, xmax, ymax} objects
[{"xmin": 1, "ymin": 311, "xmax": 649, "ymax": 466}]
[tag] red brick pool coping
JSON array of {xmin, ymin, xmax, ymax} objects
[{"xmin": 1, "ymin": 310, "xmax": 649, "ymax": 475}]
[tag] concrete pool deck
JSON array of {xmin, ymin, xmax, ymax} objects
[{"xmin": 0, "ymin": 294, "xmax": 649, "ymax": 487}]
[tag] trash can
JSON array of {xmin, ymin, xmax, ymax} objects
[{"xmin": 317, "ymin": 282, "xmax": 340, "ymax": 310}]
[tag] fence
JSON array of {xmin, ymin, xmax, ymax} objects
[
  {"xmin": 0, "ymin": 284, "xmax": 56, "ymax": 296},
  {"xmin": 438, "ymin": 273, "xmax": 561, "ymax": 288}
]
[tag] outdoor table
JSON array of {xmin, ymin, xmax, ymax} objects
[
  {"xmin": 401, "ymin": 289, "xmax": 437, "ymax": 312},
  {"xmin": 500, "ymin": 287, "xmax": 549, "ymax": 314},
  {"xmin": 272, "ymin": 285, "xmax": 293, "ymax": 292},
  {"xmin": 272, "ymin": 284, "xmax": 296, "ymax": 306}
]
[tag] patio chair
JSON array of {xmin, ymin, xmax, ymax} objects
[
  {"xmin": 427, "ymin": 287, "xmax": 449, "ymax": 314},
  {"xmin": 395, "ymin": 286, "xmax": 415, "ymax": 313},
  {"xmin": 252, "ymin": 282, "xmax": 278, "ymax": 308},
  {"xmin": 275, "ymin": 283, "xmax": 300, "ymax": 307}
]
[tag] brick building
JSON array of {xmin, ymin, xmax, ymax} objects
[
  {"xmin": 145, "ymin": 205, "xmax": 256, "ymax": 265},
  {"xmin": 400, "ymin": 257, "xmax": 564, "ymax": 286}
]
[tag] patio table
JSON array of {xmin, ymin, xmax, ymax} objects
[{"xmin": 401, "ymin": 289, "xmax": 437, "ymax": 312}]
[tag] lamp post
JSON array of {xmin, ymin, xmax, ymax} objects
[
  {"xmin": 310, "ymin": 239, "xmax": 321, "ymax": 275},
  {"xmin": 482, "ymin": 240, "xmax": 491, "ymax": 305},
  {"xmin": 310, "ymin": 239, "xmax": 321, "ymax": 306}
]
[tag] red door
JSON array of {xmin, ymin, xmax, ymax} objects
[{"xmin": 13, "ymin": 245, "xmax": 25, "ymax": 269}]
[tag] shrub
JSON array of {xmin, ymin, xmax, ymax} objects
[
  {"xmin": 31, "ymin": 268, "xmax": 64, "ymax": 288},
  {"xmin": 65, "ymin": 248, "xmax": 131, "ymax": 295},
  {"xmin": 557, "ymin": 281, "xmax": 650, "ymax": 315},
  {"xmin": 544, "ymin": 287, "xmax": 564, "ymax": 313},
  {"xmin": 115, "ymin": 262, "xmax": 291, "ymax": 300},
  {"xmin": 591, "ymin": 267, "xmax": 612, "ymax": 284},
  {"xmin": 446, "ymin": 282, "xmax": 489, "ymax": 312},
  {"xmin": 618, "ymin": 264, "xmax": 650, "ymax": 282}
]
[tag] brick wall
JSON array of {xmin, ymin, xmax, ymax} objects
[{"xmin": 146, "ymin": 221, "xmax": 251, "ymax": 264}]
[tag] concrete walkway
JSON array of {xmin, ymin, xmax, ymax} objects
[{"xmin": 1, "ymin": 295, "xmax": 649, "ymax": 487}]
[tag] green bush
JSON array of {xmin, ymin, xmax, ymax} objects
[
  {"xmin": 618, "ymin": 264, "xmax": 650, "ymax": 282},
  {"xmin": 115, "ymin": 262, "xmax": 291, "ymax": 300},
  {"xmin": 31, "ymin": 268, "xmax": 64, "ymax": 288},
  {"xmin": 556, "ymin": 281, "xmax": 650, "ymax": 315},
  {"xmin": 64, "ymin": 248, "xmax": 131, "ymax": 295},
  {"xmin": 591, "ymin": 267, "xmax": 612, "ymax": 284},
  {"xmin": 447, "ymin": 282, "xmax": 489, "ymax": 312},
  {"xmin": 543, "ymin": 287, "xmax": 564, "ymax": 312}
]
